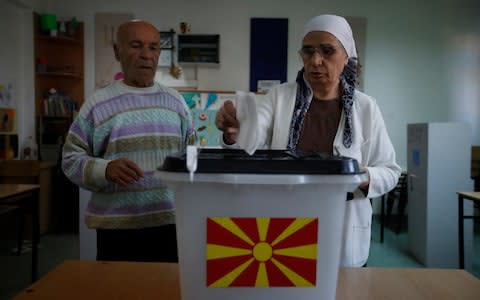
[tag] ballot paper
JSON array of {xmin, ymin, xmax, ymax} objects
[
  {"xmin": 235, "ymin": 91, "xmax": 258, "ymax": 155},
  {"xmin": 186, "ymin": 145, "xmax": 198, "ymax": 181}
]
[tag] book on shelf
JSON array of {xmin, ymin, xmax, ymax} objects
[{"xmin": 41, "ymin": 88, "xmax": 78, "ymax": 117}]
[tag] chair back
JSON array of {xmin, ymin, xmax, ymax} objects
[{"xmin": 472, "ymin": 146, "xmax": 480, "ymax": 191}]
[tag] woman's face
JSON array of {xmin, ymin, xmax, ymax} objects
[{"xmin": 300, "ymin": 31, "xmax": 348, "ymax": 89}]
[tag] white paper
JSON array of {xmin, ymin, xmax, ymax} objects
[
  {"xmin": 186, "ymin": 145, "xmax": 198, "ymax": 182},
  {"xmin": 235, "ymin": 91, "xmax": 258, "ymax": 155}
]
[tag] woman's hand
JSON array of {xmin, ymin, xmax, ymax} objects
[
  {"xmin": 359, "ymin": 166, "xmax": 370, "ymax": 190},
  {"xmin": 215, "ymin": 100, "xmax": 240, "ymax": 145}
]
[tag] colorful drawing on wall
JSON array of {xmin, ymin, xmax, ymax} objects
[
  {"xmin": 206, "ymin": 217, "xmax": 318, "ymax": 287},
  {"xmin": 0, "ymin": 108, "xmax": 16, "ymax": 133},
  {"xmin": 193, "ymin": 109, "xmax": 221, "ymax": 147},
  {"xmin": 181, "ymin": 92, "xmax": 235, "ymax": 147},
  {"xmin": 182, "ymin": 92, "xmax": 202, "ymax": 110},
  {"xmin": 0, "ymin": 82, "xmax": 14, "ymax": 107},
  {"xmin": 0, "ymin": 134, "xmax": 19, "ymax": 159}
]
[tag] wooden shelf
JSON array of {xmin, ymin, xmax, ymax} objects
[
  {"xmin": 33, "ymin": 12, "xmax": 84, "ymax": 161},
  {"xmin": 37, "ymin": 35, "xmax": 82, "ymax": 44},
  {"xmin": 36, "ymin": 72, "xmax": 83, "ymax": 79}
]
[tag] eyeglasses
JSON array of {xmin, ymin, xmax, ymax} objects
[{"xmin": 299, "ymin": 44, "xmax": 340, "ymax": 59}]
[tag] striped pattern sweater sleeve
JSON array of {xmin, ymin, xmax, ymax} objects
[{"xmin": 61, "ymin": 81, "xmax": 195, "ymax": 229}]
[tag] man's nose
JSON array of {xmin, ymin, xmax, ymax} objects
[{"xmin": 139, "ymin": 46, "xmax": 154, "ymax": 58}]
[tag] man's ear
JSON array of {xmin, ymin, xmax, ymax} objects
[{"xmin": 113, "ymin": 44, "xmax": 120, "ymax": 61}]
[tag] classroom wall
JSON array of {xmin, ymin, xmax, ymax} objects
[
  {"xmin": 3, "ymin": 0, "xmax": 477, "ymax": 258},
  {"xmin": 446, "ymin": 5, "xmax": 480, "ymax": 147},
  {"xmin": 3, "ymin": 0, "xmax": 480, "ymax": 169},
  {"xmin": 0, "ymin": 0, "xmax": 35, "ymax": 150}
]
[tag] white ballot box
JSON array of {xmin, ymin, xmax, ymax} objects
[{"xmin": 157, "ymin": 149, "xmax": 365, "ymax": 300}]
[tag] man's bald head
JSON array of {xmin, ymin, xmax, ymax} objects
[{"xmin": 116, "ymin": 20, "xmax": 160, "ymax": 46}]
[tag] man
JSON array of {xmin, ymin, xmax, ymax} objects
[{"xmin": 62, "ymin": 20, "xmax": 195, "ymax": 262}]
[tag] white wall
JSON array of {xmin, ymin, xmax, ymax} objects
[
  {"xmin": 446, "ymin": 2, "xmax": 480, "ymax": 145},
  {"xmin": 5, "ymin": 0, "xmax": 480, "ymax": 167},
  {"xmin": 0, "ymin": 0, "xmax": 35, "ymax": 150}
]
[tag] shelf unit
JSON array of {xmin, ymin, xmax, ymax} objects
[
  {"xmin": 177, "ymin": 34, "xmax": 220, "ymax": 66},
  {"xmin": 33, "ymin": 12, "xmax": 84, "ymax": 161}
]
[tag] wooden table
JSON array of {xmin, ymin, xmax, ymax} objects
[
  {"xmin": 0, "ymin": 160, "xmax": 57, "ymax": 234},
  {"xmin": 12, "ymin": 260, "xmax": 480, "ymax": 299},
  {"xmin": 0, "ymin": 184, "xmax": 40, "ymax": 282},
  {"xmin": 457, "ymin": 191, "xmax": 480, "ymax": 269}
]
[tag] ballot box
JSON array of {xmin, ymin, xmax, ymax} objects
[{"xmin": 157, "ymin": 149, "xmax": 365, "ymax": 300}]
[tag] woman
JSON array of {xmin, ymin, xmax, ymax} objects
[{"xmin": 215, "ymin": 14, "xmax": 401, "ymax": 267}]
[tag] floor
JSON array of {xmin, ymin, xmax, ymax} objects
[
  {"xmin": 0, "ymin": 216, "xmax": 478, "ymax": 300},
  {"xmin": 0, "ymin": 234, "xmax": 79, "ymax": 300}
]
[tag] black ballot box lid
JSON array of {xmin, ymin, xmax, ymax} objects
[{"xmin": 159, "ymin": 149, "xmax": 362, "ymax": 175}]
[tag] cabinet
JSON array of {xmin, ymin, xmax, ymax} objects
[
  {"xmin": 177, "ymin": 34, "xmax": 220, "ymax": 66},
  {"xmin": 33, "ymin": 12, "xmax": 84, "ymax": 161},
  {"xmin": 407, "ymin": 122, "xmax": 473, "ymax": 268}
]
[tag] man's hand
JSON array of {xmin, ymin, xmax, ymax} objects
[
  {"xmin": 105, "ymin": 158, "xmax": 144, "ymax": 187},
  {"xmin": 215, "ymin": 100, "xmax": 239, "ymax": 145}
]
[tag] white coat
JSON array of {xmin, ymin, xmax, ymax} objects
[{"xmin": 253, "ymin": 82, "xmax": 402, "ymax": 267}]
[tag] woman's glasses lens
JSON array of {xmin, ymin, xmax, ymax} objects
[{"xmin": 300, "ymin": 44, "xmax": 336, "ymax": 58}]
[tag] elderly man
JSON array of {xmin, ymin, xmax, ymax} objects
[{"xmin": 62, "ymin": 20, "xmax": 195, "ymax": 262}]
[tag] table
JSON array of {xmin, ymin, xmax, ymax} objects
[
  {"xmin": 0, "ymin": 160, "xmax": 57, "ymax": 234},
  {"xmin": 0, "ymin": 184, "xmax": 40, "ymax": 282},
  {"xmin": 457, "ymin": 191, "xmax": 480, "ymax": 269},
  {"xmin": 12, "ymin": 260, "xmax": 480, "ymax": 299}
]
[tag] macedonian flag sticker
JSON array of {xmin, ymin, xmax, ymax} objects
[{"xmin": 206, "ymin": 217, "xmax": 318, "ymax": 287}]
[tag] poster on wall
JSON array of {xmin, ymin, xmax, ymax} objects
[
  {"xmin": 0, "ymin": 108, "xmax": 16, "ymax": 133},
  {"xmin": 0, "ymin": 80, "xmax": 18, "ymax": 158},
  {"xmin": 181, "ymin": 92, "xmax": 235, "ymax": 148},
  {"xmin": 94, "ymin": 13, "xmax": 134, "ymax": 89},
  {"xmin": 0, "ymin": 81, "xmax": 14, "ymax": 107},
  {"xmin": 0, "ymin": 134, "xmax": 18, "ymax": 159}
]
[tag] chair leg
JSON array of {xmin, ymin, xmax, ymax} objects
[
  {"xmin": 385, "ymin": 191, "xmax": 395, "ymax": 226},
  {"xmin": 380, "ymin": 195, "xmax": 385, "ymax": 243},
  {"xmin": 396, "ymin": 197, "xmax": 408, "ymax": 234}
]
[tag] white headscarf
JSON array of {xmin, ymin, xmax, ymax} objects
[{"xmin": 303, "ymin": 14, "xmax": 357, "ymax": 59}]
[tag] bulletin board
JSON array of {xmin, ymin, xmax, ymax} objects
[{"xmin": 249, "ymin": 18, "xmax": 288, "ymax": 93}]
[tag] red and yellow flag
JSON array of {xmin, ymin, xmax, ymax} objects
[{"xmin": 206, "ymin": 217, "xmax": 318, "ymax": 287}]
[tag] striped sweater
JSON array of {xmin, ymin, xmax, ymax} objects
[{"xmin": 62, "ymin": 80, "xmax": 195, "ymax": 229}]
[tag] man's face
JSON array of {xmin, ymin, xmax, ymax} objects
[{"xmin": 115, "ymin": 22, "xmax": 160, "ymax": 87}]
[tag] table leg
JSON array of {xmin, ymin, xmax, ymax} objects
[
  {"xmin": 31, "ymin": 189, "xmax": 39, "ymax": 282},
  {"xmin": 458, "ymin": 194, "xmax": 464, "ymax": 269}
]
